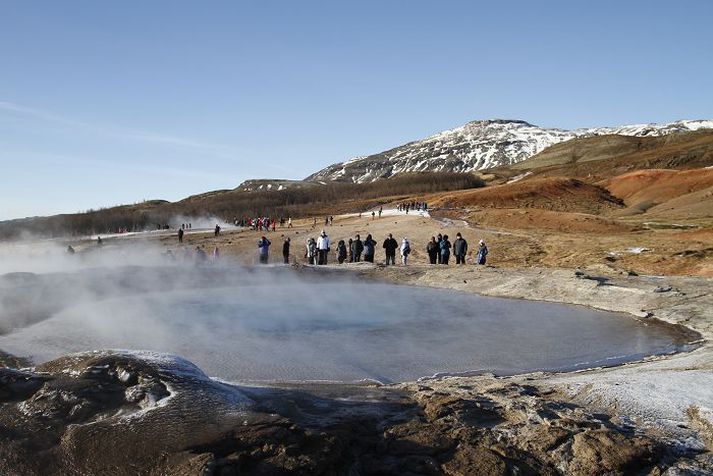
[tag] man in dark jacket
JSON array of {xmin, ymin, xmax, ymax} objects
[
  {"xmin": 282, "ymin": 237, "xmax": 290, "ymax": 264},
  {"xmin": 453, "ymin": 233, "xmax": 468, "ymax": 264},
  {"xmin": 352, "ymin": 234, "xmax": 364, "ymax": 262},
  {"xmin": 383, "ymin": 233, "xmax": 398, "ymax": 265},
  {"xmin": 435, "ymin": 234, "xmax": 443, "ymax": 264}
]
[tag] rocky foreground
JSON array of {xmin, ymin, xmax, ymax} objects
[{"xmin": 0, "ymin": 264, "xmax": 712, "ymax": 475}]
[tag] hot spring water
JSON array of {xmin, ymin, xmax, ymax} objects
[{"xmin": 0, "ymin": 266, "xmax": 687, "ymax": 383}]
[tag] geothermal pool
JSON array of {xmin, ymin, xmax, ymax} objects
[{"xmin": 0, "ymin": 266, "xmax": 689, "ymax": 383}]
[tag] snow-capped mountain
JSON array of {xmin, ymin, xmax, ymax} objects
[{"xmin": 306, "ymin": 119, "xmax": 713, "ymax": 183}]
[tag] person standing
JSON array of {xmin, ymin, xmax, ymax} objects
[
  {"xmin": 426, "ymin": 237, "xmax": 438, "ymax": 264},
  {"xmin": 363, "ymin": 234, "xmax": 376, "ymax": 263},
  {"xmin": 382, "ymin": 233, "xmax": 398, "ymax": 265},
  {"xmin": 453, "ymin": 233, "xmax": 468, "ymax": 265},
  {"xmin": 214, "ymin": 224, "xmax": 221, "ymax": 237},
  {"xmin": 306, "ymin": 238, "xmax": 318, "ymax": 265},
  {"xmin": 258, "ymin": 236, "xmax": 271, "ymax": 264},
  {"xmin": 400, "ymin": 237, "xmax": 411, "ymax": 265},
  {"xmin": 435, "ymin": 234, "xmax": 443, "ymax": 264},
  {"xmin": 352, "ymin": 234, "xmax": 363, "ymax": 262},
  {"xmin": 439, "ymin": 234, "xmax": 451, "ymax": 265},
  {"xmin": 337, "ymin": 240, "xmax": 347, "ymax": 264},
  {"xmin": 288, "ymin": 217, "xmax": 293, "ymax": 228},
  {"xmin": 282, "ymin": 237, "xmax": 291, "ymax": 264},
  {"xmin": 477, "ymin": 240, "xmax": 489, "ymax": 265},
  {"xmin": 178, "ymin": 228, "xmax": 184, "ymax": 243},
  {"xmin": 347, "ymin": 238, "xmax": 354, "ymax": 263},
  {"xmin": 317, "ymin": 230, "xmax": 330, "ymax": 265}
]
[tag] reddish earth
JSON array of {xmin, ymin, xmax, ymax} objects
[{"xmin": 428, "ymin": 177, "xmax": 623, "ymax": 215}]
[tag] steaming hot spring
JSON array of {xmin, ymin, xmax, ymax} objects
[{"xmin": 0, "ymin": 262, "xmax": 687, "ymax": 384}]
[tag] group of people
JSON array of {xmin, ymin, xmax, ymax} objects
[
  {"xmin": 425, "ymin": 233, "xmax": 488, "ymax": 265},
  {"xmin": 263, "ymin": 231, "xmax": 484, "ymax": 267},
  {"xmin": 397, "ymin": 201, "xmax": 428, "ymax": 213},
  {"xmin": 233, "ymin": 216, "xmax": 292, "ymax": 230}
]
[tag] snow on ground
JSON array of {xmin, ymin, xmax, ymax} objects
[
  {"xmin": 507, "ymin": 171, "xmax": 533, "ymax": 184},
  {"xmin": 553, "ymin": 348, "xmax": 713, "ymax": 439},
  {"xmin": 340, "ymin": 208, "xmax": 430, "ymax": 219}
]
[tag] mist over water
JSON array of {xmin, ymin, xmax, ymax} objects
[{"xmin": 0, "ymin": 244, "xmax": 687, "ymax": 383}]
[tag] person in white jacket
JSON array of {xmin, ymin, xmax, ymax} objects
[
  {"xmin": 400, "ymin": 237, "xmax": 411, "ymax": 265},
  {"xmin": 316, "ymin": 230, "xmax": 330, "ymax": 265}
]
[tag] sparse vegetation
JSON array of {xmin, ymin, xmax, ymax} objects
[{"xmin": 0, "ymin": 172, "xmax": 484, "ymax": 239}]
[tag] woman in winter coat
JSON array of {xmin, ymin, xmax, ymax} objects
[
  {"xmin": 336, "ymin": 240, "xmax": 347, "ymax": 264},
  {"xmin": 347, "ymin": 238, "xmax": 354, "ymax": 263},
  {"xmin": 363, "ymin": 234, "xmax": 376, "ymax": 263},
  {"xmin": 426, "ymin": 237, "xmax": 438, "ymax": 264},
  {"xmin": 477, "ymin": 240, "xmax": 488, "ymax": 265},
  {"xmin": 439, "ymin": 234, "xmax": 451, "ymax": 265},
  {"xmin": 306, "ymin": 238, "xmax": 318, "ymax": 265},
  {"xmin": 400, "ymin": 237, "xmax": 411, "ymax": 265}
]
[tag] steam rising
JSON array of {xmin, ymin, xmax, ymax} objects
[{"xmin": 0, "ymin": 240, "xmax": 686, "ymax": 383}]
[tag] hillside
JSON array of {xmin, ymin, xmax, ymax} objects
[
  {"xmin": 307, "ymin": 119, "xmax": 713, "ymax": 183},
  {"xmin": 506, "ymin": 130, "xmax": 713, "ymax": 180},
  {"xmin": 428, "ymin": 177, "xmax": 624, "ymax": 215}
]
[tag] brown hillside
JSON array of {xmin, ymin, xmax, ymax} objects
[
  {"xmin": 603, "ymin": 168, "xmax": 713, "ymax": 219},
  {"xmin": 428, "ymin": 177, "xmax": 623, "ymax": 214},
  {"xmin": 502, "ymin": 130, "xmax": 713, "ymax": 182},
  {"xmin": 603, "ymin": 168, "xmax": 713, "ymax": 203}
]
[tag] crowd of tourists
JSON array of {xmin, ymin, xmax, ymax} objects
[
  {"xmin": 396, "ymin": 201, "xmax": 428, "ymax": 213},
  {"xmin": 267, "ymin": 230, "xmax": 488, "ymax": 267}
]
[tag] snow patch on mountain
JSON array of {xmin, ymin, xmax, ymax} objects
[{"xmin": 306, "ymin": 119, "xmax": 712, "ymax": 183}]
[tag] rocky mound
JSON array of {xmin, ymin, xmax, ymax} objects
[
  {"xmin": 0, "ymin": 350, "xmax": 676, "ymax": 475},
  {"xmin": 429, "ymin": 177, "xmax": 623, "ymax": 215}
]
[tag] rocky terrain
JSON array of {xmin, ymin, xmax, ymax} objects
[
  {"xmin": 306, "ymin": 119, "xmax": 713, "ymax": 183},
  {"xmin": 1, "ymin": 261, "xmax": 711, "ymax": 475}
]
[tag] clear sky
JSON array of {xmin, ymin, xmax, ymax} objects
[{"xmin": 1, "ymin": 0, "xmax": 711, "ymax": 220}]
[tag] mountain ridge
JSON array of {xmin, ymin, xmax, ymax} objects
[{"xmin": 306, "ymin": 119, "xmax": 713, "ymax": 183}]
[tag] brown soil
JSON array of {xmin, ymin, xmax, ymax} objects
[{"xmin": 426, "ymin": 177, "xmax": 623, "ymax": 215}]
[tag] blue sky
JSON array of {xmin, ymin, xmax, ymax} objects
[{"xmin": 1, "ymin": 1, "xmax": 711, "ymax": 220}]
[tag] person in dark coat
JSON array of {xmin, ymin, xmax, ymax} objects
[
  {"xmin": 337, "ymin": 240, "xmax": 347, "ymax": 264},
  {"xmin": 435, "ymin": 233, "xmax": 443, "ymax": 264},
  {"xmin": 382, "ymin": 233, "xmax": 398, "ymax": 265},
  {"xmin": 453, "ymin": 233, "xmax": 468, "ymax": 264},
  {"xmin": 348, "ymin": 238, "xmax": 354, "ymax": 263},
  {"xmin": 178, "ymin": 228, "xmax": 184, "ymax": 243},
  {"xmin": 439, "ymin": 234, "xmax": 451, "ymax": 265},
  {"xmin": 363, "ymin": 234, "xmax": 376, "ymax": 263},
  {"xmin": 282, "ymin": 237, "xmax": 291, "ymax": 264},
  {"xmin": 426, "ymin": 236, "xmax": 438, "ymax": 264},
  {"xmin": 352, "ymin": 234, "xmax": 364, "ymax": 262}
]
